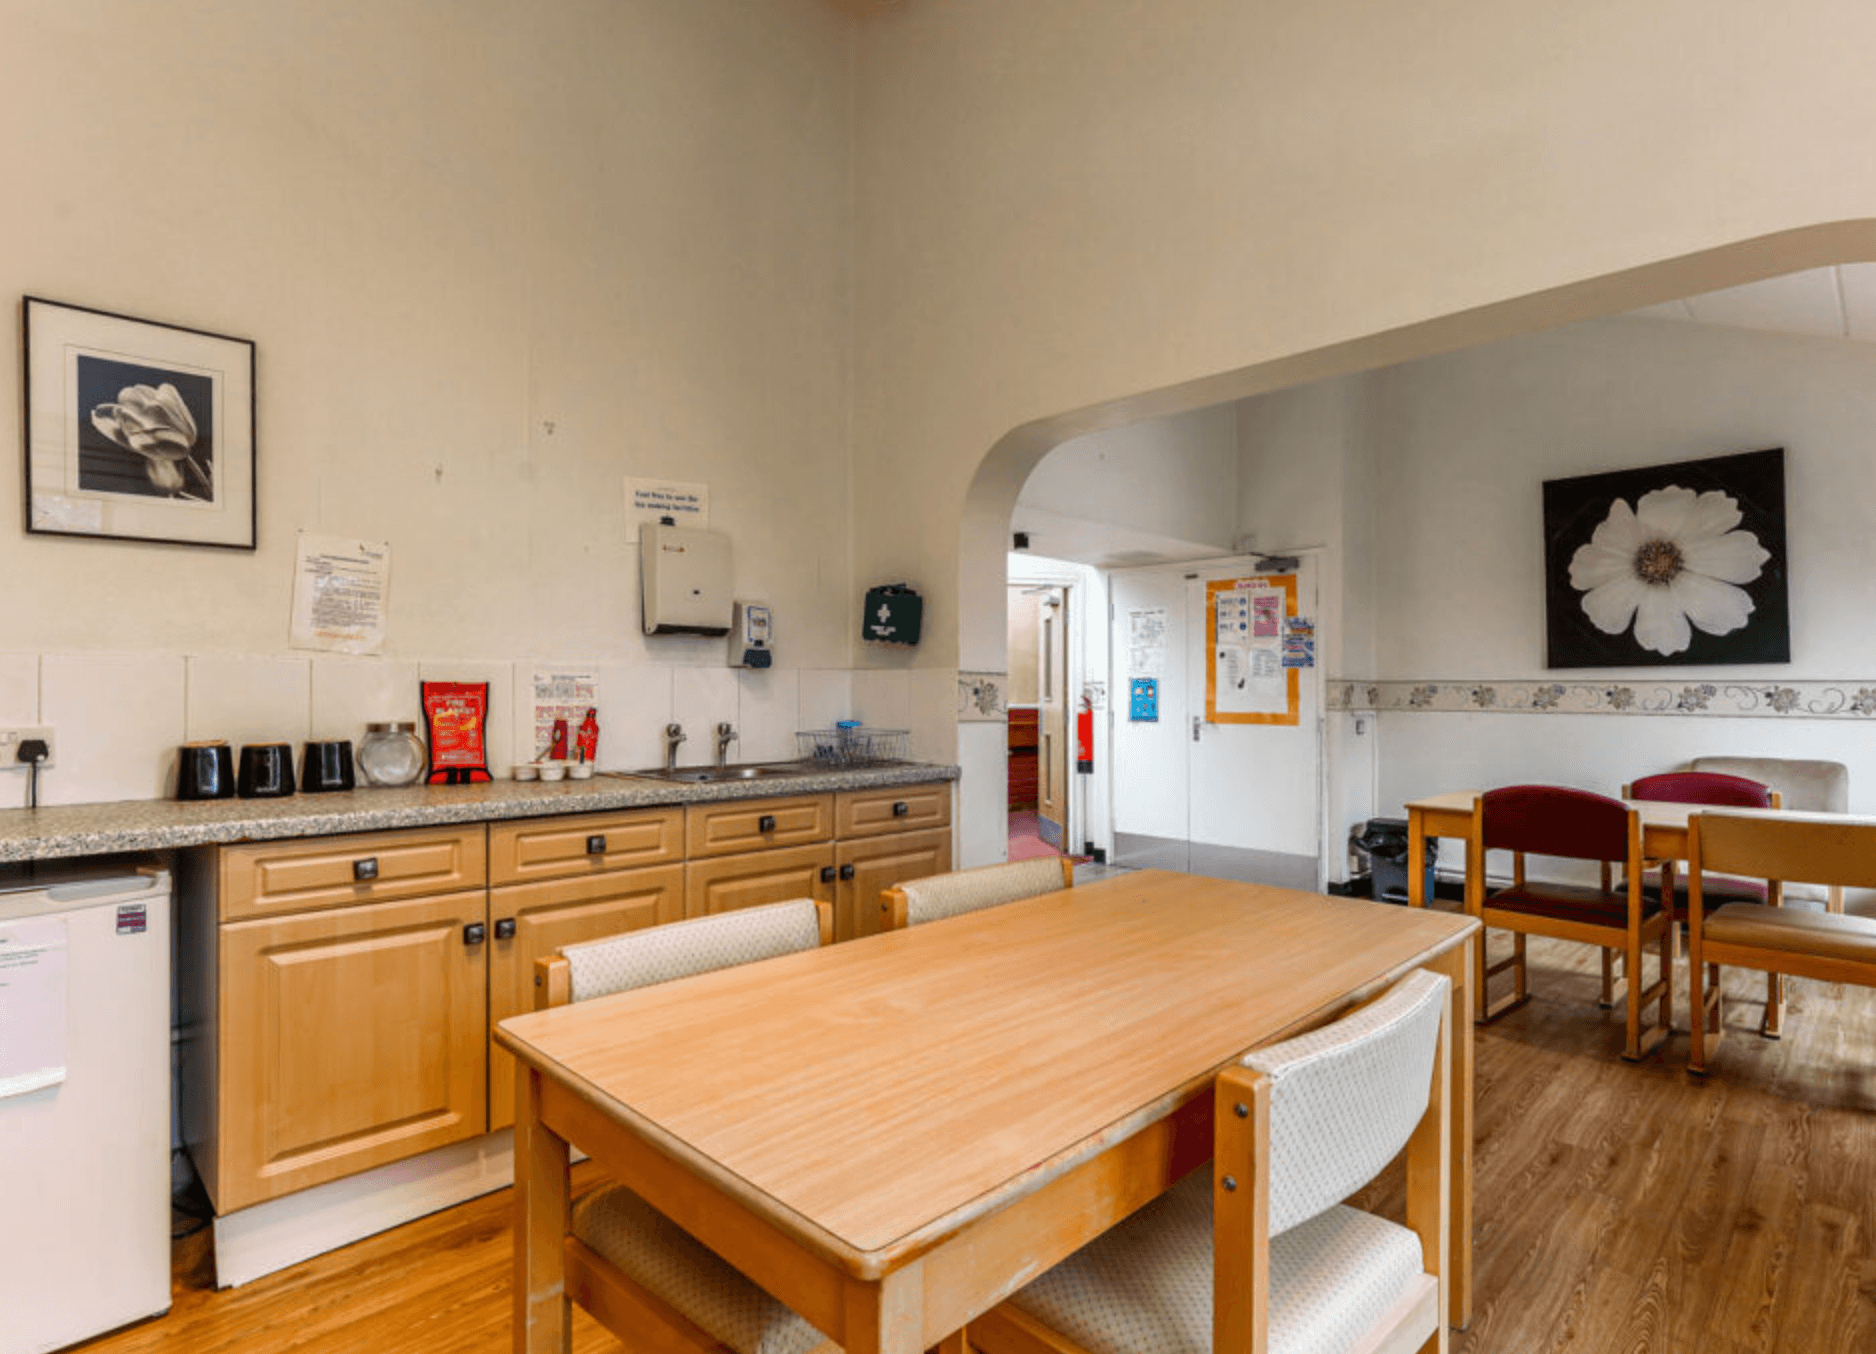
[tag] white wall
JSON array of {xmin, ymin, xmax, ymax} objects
[
  {"xmin": 1016, "ymin": 405, "xmax": 1239, "ymax": 562},
  {"xmin": 1362, "ymin": 316, "xmax": 1876, "ymax": 823},
  {"xmin": 0, "ymin": 1, "xmax": 862, "ymax": 805}
]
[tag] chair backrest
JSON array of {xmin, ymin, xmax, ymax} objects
[
  {"xmin": 1628, "ymin": 771, "xmax": 1776, "ymax": 809},
  {"xmin": 559, "ymin": 898, "xmax": 825, "ymax": 1003},
  {"xmin": 1694, "ymin": 811, "xmax": 1876, "ymax": 892},
  {"xmin": 1689, "ymin": 756, "xmax": 1848, "ymax": 814},
  {"xmin": 1480, "ymin": 785, "xmax": 1632, "ymax": 863},
  {"xmin": 1241, "ymin": 968, "xmax": 1450, "ymax": 1236},
  {"xmin": 892, "ymin": 856, "xmax": 1073, "ymax": 928}
]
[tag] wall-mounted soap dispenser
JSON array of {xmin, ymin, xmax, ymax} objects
[
  {"xmin": 729, "ymin": 601, "xmax": 773, "ymax": 668},
  {"xmin": 641, "ymin": 519, "xmax": 733, "ymax": 636}
]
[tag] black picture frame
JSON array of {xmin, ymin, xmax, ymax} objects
[
  {"xmin": 22, "ymin": 296, "xmax": 257, "ymax": 550},
  {"xmin": 1543, "ymin": 447, "xmax": 1788, "ymax": 669}
]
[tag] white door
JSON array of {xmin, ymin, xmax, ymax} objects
[{"xmin": 1109, "ymin": 558, "xmax": 1322, "ymax": 889}]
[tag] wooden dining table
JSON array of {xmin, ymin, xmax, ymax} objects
[
  {"xmin": 496, "ymin": 869, "xmax": 1481, "ymax": 1354},
  {"xmin": 1403, "ymin": 790, "xmax": 1808, "ymax": 909}
]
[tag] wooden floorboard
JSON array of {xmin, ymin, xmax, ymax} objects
[{"xmin": 74, "ymin": 930, "xmax": 1876, "ymax": 1354}]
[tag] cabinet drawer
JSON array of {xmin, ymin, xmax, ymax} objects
[
  {"xmin": 836, "ymin": 782, "xmax": 953, "ymax": 839},
  {"xmin": 685, "ymin": 794, "xmax": 834, "ymax": 859},
  {"xmin": 219, "ymin": 825, "xmax": 486, "ymax": 922},
  {"xmin": 489, "ymin": 807, "xmax": 684, "ymax": 884}
]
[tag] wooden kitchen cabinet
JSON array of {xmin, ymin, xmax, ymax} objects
[
  {"xmin": 209, "ymin": 889, "xmax": 490, "ymax": 1212},
  {"xmin": 685, "ymin": 793, "xmax": 835, "ymax": 858},
  {"xmin": 486, "ymin": 861, "xmax": 684, "ymax": 1129},
  {"xmin": 836, "ymin": 827, "xmax": 951, "ymax": 941},
  {"xmin": 489, "ymin": 807, "xmax": 682, "ymax": 883},
  {"xmin": 835, "ymin": 782, "xmax": 952, "ymax": 839},
  {"xmin": 219, "ymin": 823, "xmax": 485, "ymax": 921},
  {"xmin": 685, "ymin": 842, "xmax": 836, "ymax": 918}
]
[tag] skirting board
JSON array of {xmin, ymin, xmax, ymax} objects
[{"xmin": 213, "ymin": 1130, "xmax": 516, "ymax": 1288}]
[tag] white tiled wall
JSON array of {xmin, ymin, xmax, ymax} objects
[
  {"xmin": 0, "ymin": 654, "xmax": 40, "ymax": 811},
  {"xmin": 41, "ymin": 654, "xmax": 186, "ymax": 806},
  {"xmin": 7, "ymin": 655, "xmax": 937, "ymax": 807}
]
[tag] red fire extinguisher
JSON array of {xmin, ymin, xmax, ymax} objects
[{"xmin": 1076, "ymin": 696, "xmax": 1095, "ymax": 775}]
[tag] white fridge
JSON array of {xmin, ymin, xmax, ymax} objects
[{"xmin": 0, "ymin": 860, "xmax": 171, "ymax": 1354}]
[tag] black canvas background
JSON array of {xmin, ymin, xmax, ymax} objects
[
  {"xmin": 75, "ymin": 356, "xmax": 215, "ymax": 499},
  {"xmin": 1542, "ymin": 448, "xmax": 1789, "ymax": 669}
]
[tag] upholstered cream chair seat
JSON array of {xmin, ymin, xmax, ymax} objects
[
  {"xmin": 968, "ymin": 969, "xmax": 1452, "ymax": 1354},
  {"xmin": 534, "ymin": 899, "xmax": 838, "ymax": 1354},
  {"xmin": 879, "ymin": 855, "xmax": 1073, "ymax": 931}
]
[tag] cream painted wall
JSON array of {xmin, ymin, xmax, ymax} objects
[
  {"xmin": 849, "ymin": 0, "xmax": 1876, "ymax": 862},
  {"xmin": 0, "ymin": 1, "xmax": 859, "ymax": 805}
]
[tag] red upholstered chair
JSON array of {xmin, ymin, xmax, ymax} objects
[
  {"xmin": 1468, "ymin": 785, "xmax": 1672, "ymax": 1061},
  {"xmin": 1626, "ymin": 772, "xmax": 1786, "ymax": 1033}
]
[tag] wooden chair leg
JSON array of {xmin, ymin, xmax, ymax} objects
[
  {"xmin": 1477, "ymin": 928, "xmax": 1531, "ymax": 1022},
  {"xmin": 1621, "ymin": 931, "xmax": 1671, "ymax": 1063},
  {"xmin": 1762, "ymin": 972, "xmax": 1785, "ymax": 1039},
  {"xmin": 1600, "ymin": 947, "xmax": 1623, "ymax": 1009},
  {"xmin": 1691, "ymin": 962, "xmax": 1723, "ymax": 1075}
]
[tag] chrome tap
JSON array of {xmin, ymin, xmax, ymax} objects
[
  {"xmin": 663, "ymin": 722, "xmax": 686, "ymax": 772},
  {"xmin": 715, "ymin": 722, "xmax": 738, "ymax": 767}
]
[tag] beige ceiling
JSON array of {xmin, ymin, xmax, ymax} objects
[{"xmin": 1629, "ymin": 263, "xmax": 1876, "ymax": 342}]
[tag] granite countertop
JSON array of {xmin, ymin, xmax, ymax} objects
[{"xmin": 0, "ymin": 762, "xmax": 961, "ymax": 863}]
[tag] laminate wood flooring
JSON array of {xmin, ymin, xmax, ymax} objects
[{"xmin": 75, "ymin": 932, "xmax": 1876, "ymax": 1354}]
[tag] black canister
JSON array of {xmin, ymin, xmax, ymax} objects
[
  {"xmin": 175, "ymin": 741, "xmax": 236, "ymax": 800},
  {"xmin": 237, "ymin": 742, "xmax": 297, "ymax": 798},
  {"xmin": 300, "ymin": 740, "xmax": 356, "ymax": 794}
]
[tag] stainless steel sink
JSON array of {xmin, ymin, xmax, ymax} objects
[{"xmin": 612, "ymin": 762, "xmax": 819, "ymax": 784}]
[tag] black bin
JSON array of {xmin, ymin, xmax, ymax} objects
[{"xmin": 1350, "ymin": 817, "xmax": 1436, "ymax": 905}]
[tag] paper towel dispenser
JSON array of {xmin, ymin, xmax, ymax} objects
[{"xmin": 641, "ymin": 520, "xmax": 732, "ymax": 636}]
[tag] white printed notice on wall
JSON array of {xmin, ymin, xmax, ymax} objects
[
  {"xmin": 528, "ymin": 667, "xmax": 599, "ymax": 763},
  {"xmin": 0, "ymin": 917, "xmax": 67, "ymax": 1099},
  {"xmin": 624, "ymin": 478, "xmax": 709, "ymax": 541},
  {"xmin": 289, "ymin": 532, "xmax": 391, "ymax": 655},
  {"xmin": 1127, "ymin": 608, "xmax": 1169, "ymax": 676},
  {"xmin": 1206, "ymin": 576, "xmax": 1299, "ymax": 725}
]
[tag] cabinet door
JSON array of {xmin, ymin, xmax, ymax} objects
[
  {"xmin": 685, "ymin": 843, "xmax": 835, "ymax": 918},
  {"xmin": 485, "ymin": 864, "xmax": 685, "ymax": 1129},
  {"xmin": 215, "ymin": 890, "xmax": 488, "ymax": 1212},
  {"xmin": 836, "ymin": 828, "xmax": 952, "ymax": 941}
]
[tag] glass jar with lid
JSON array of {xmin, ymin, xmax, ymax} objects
[{"xmin": 357, "ymin": 722, "xmax": 427, "ymax": 787}]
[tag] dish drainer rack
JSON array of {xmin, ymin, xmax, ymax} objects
[{"xmin": 796, "ymin": 727, "xmax": 909, "ymax": 766}]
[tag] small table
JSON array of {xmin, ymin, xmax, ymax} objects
[{"xmin": 497, "ymin": 870, "xmax": 1482, "ymax": 1353}]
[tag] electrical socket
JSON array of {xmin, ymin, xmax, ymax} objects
[{"xmin": 0, "ymin": 726, "xmax": 55, "ymax": 769}]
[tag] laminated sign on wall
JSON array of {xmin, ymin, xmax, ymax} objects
[{"xmin": 1205, "ymin": 576, "xmax": 1299, "ymax": 725}]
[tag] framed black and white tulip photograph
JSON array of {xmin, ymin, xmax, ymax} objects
[
  {"xmin": 1542, "ymin": 448, "xmax": 1789, "ymax": 669},
  {"xmin": 22, "ymin": 297, "xmax": 256, "ymax": 549}
]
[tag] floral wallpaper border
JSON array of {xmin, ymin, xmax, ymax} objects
[
  {"xmin": 1330, "ymin": 678, "xmax": 1876, "ymax": 720},
  {"xmin": 957, "ymin": 671, "xmax": 1009, "ymax": 722}
]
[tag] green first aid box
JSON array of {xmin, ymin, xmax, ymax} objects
[{"xmin": 862, "ymin": 585, "xmax": 922, "ymax": 646}]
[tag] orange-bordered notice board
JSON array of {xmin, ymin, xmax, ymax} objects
[{"xmin": 1205, "ymin": 575, "xmax": 1299, "ymax": 725}]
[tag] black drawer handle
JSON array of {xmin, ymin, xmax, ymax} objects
[
  {"xmin": 839, "ymin": 864, "xmax": 855, "ymax": 881},
  {"xmin": 494, "ymin": 918, "xmax": 517, "ymax": 941},
  {"xmin": 353, "ymin": 857, "xmax": 379, "ymax": 882},
  {"xmin": 820, "ymin": 866, "xmax": 836, "ymax": 883},
  {"xmin": 586, "ymin": 834, "xmax": 607, "ymax": 855},
  {"xmin": 463, "ymin": 922, "xmax": 487, "ymax": 946},
  {"xmin": 759, "ymin": 814, "xmax": 777, "ymax": 833},
  {"xmin": 892, "ymin": 801, "xmax": 910, "ymax": 818}
]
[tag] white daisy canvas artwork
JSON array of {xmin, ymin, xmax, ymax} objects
[{"xmin": 1543, "ymin": 448, "xmax": 1789, "ymax": 668}]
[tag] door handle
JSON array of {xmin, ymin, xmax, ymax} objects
[
  {"xmin": 1192, "ymin": 715, "xmax": 1203, "ymax": 743},
  {"xmin": 839, "ymin": 864, "xmax": 855, "ymax": 881},
  {"xmin": 463, "ymin": 923, "xmax": 486, "ymax": 946},
  {"xmin": 353, "ymin": 857, "xmax": 379, "ymax": 882},
  {"xmin": 892, "ymin": 801, "xmax": 909, "ymax": 818},
  {"xmin": 585, "ymin": 834, "xmax": 607, "ymax": 855},
  {"xmin": 758, "ymin": 814, "xmax": 777, "ymax": 833},
  {"xmin": 494, "ymin": 918, "xmax": 516, "ymax": 941},
  {"xmin": 820, "ymin": 866, "xmax": 836, "ymax": 883}
]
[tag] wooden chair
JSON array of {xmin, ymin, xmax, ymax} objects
[
  {"xmin": 965, "ymin": 969, "xmax": 1452, "ymax": 1354},
  {"xmin": 877, "ymin": 855, "xmax": 1074, "ymax": 932},
  {"xmin": 531, "ymin": 899, "xmax": 839, "ymax": 1354},
  {"xmin": 1689, "ymin": 755, "xmax": 1849, "ymax": 913},
  {"xmin": 1688, "ymin": 811, "xmax": 1876, "ymax": 1075},
  {"xmin": 1468, "ymin": 785, "xmax": 1671, "ymax": 1061}
]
